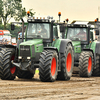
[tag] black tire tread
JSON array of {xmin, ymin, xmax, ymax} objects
[
  {"xmin": 39, "ymin": 50, "xmax": 58, "ymax": 82},
  {"xmin": 79, "ymin": 51, "xmax": 94, "ymax": 77},
  {"xmin": 0, "ymin": 48, "xmax": 16, "ymax": 80},
  {"xmin": 57, "ymin": 43, "xmax": 74, "ymax": 80}
]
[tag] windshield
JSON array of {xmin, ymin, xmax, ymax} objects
[
  {"xmin": 67, "ymin": 28, "xmax": 87, "ymax": 41},
  {"xmin": 27, "ymin": 23, "xmax": 50, "ymax": 39}
]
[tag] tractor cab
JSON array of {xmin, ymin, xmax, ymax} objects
[
  {"xmin": 66, "ymin": 24, "xmax": 94, "ymax": 45},
  {"xmin": 26, "ymin": 17, "xmax": 58, "ymax": 45},
  {"xmin": 61, "ymin": 24, "xmax": 96, "ymax": 49}
]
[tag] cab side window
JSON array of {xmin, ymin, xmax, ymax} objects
[{"xmin": 53, "ymin": 26, "xmax": 58, "ymax": 39}]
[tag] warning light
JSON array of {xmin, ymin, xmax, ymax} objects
[
  {"xmin": 27, "ymin": 11, "xmax": 30, "ymax": 17},
  {"xmin": 58, "ymin": 12, "xmax": 61, "ymax": 16},
  {"xmin": 95, "ymin": 18, "xmax": 99, "ymax": 22},
  {"xmin": 27, "ymin": 11, "xmax": 30, "ymax": 14},
  {"xmin": 66, "ymin": 18, "xmax": 69, "ymax": 22},
  {"xmin": 95, "ymin": 19, "xmax": 97, "ymax": 22}
]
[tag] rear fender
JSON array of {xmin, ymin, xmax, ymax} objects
[
  {"xmin": 59, "ymin": 39, "xmax": 73, "ymax": 53},
  {"xmin": 94, "ymin": 41, "xmax": 100, "ymax": 66}
]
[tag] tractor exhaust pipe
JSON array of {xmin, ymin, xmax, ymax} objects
[{"xmin": 21, "ymin": 18, "xmax": 24, "ymax": 42}]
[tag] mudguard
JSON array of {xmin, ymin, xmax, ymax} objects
[
  {"xmin": 90, "ymin": 41, "xmax": 100, "ymax": 66},
  {"xmin": 59, "ymin": 39, "xmax": 73, "ymax": 53},
  {"xmin": 94, "ymin": 41, "xmax": 100, "ymax": 66},
  {"xmin": 44, "ymin": 39, "xmax": 73, "ymax": 54},
  {"xmin": 95, "ymin": 41, "xmax": 100, "ymax": 55}
]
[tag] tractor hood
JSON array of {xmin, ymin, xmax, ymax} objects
[
  {"xmin": 19, "ymin": 39, "xmax": 43, "ymax": 58},
  {"xmin": 20, "ymin": 39, "xmax": 43, "ymax": 46},
  {"xmin": 72, "ymin": 41, "xmax": 81, "ymax": 46}
]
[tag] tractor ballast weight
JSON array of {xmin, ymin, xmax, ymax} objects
[{"xmin": 0, "ymin": 15, "xmax": 74, "ymax": 82}]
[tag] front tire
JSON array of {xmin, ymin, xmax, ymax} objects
[
  {"xmin": 57, "ymin": 43, "xmax": 74, "ymax": 80},
  {"xmin": 39, "ymin": 50, "xmax": 58, "ymax": 82},
  {"xmin": 0, "ymin": 48, "xmax": 17, "ymax": 80},
  {"xmin": 79, "ymin": 51, "xmax": 94, "ymax": 77}
]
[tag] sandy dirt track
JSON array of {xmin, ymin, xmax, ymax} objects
[{"xmin": 0, "ymin": 74, "xmax": 100, "ymax": 100}]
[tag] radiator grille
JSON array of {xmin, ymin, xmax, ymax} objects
[{"xmin": 20, "ymin": 45, "xmax": 30, "ymax": 59}]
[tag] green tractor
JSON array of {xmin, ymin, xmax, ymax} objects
[
  {"xmin": 60, "ymin": 23, "xmax": 100, "ymax": 77},
  {"xmin": 0, "ymin": 16, "xmax": 74, "ymax": 82}
]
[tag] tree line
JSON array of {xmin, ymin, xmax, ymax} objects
[{"xmin": 0, "ymin": 0, "xmax": 35, "ymax": 38}]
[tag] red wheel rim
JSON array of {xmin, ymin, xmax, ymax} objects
[
  {"xmin": 10, "ymin": 55, "xmax": 16, "ymax": 74},
  {"xmin": 10, "ymin": 67, "xmax": 16, "ymax": 74},
  {"xmin": 66, "ymin": 53, "xmax": 72, "ymax": 72},
  {"xmin": 88, "ymin": 57, "xmax": 92, "ymax": 73},
  {"xmin": 51, "ymin": 57, "xmax": 56, "ymax": 76}
]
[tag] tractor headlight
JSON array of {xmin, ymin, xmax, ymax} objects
[
  {"xmin": 18, "ymin": 56, "xmax": 22, "ymax": 59},
  {"xmin": 27, "ymin": 57, "xmax": 31, "ymax": 60}
]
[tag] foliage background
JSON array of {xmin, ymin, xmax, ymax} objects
[{"xmin": 0, "ymin": 0, "xmax": 35, "ymax": 38}]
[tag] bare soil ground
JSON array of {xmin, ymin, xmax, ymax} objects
[{"xmin": 0, "ymin": 74, "xmax": 100, "ymax": 100}]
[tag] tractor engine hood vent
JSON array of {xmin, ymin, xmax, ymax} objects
[{"xmin": 20, "ymin": 45, "xmax": 31, "ymax": 59}]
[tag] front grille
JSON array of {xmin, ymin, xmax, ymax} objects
[{"xmin": 20, "ymin": 45, "xmax": 30, "ymax": 59}]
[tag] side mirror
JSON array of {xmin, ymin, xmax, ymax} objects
[
  {"xmin": 11, "ymin": 23, "xmax": 15, "ymax": 30},
  {"xmin": 60, "ymin": 25, "xmax": 65, "ymax": 32},
  {"xmin": 95, "ymin": 29, "xmax": 99, "ymax": 35}
]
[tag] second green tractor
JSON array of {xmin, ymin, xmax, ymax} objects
[{"xmin": 60, "ymin": 23, "xmax": 100, "ymax": 77}]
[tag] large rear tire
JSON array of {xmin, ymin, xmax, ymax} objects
[
  {"xmin": 92, "ymin": 54, "xmax": 100, "ymax": 76},
  {"xmin": 79, "ymin": 51, "xmax": 94, "ymax": 77},
  {"xmin": 0, "ymin": 48, "xmax": 17, "ymax": 80},
  {"xmin": 57, "ymin": 43, "xmax": 74, "ymax": 80},
  {"xmin": 39, "ymin": 50, "xmax": 58, "ymax": 82}
]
